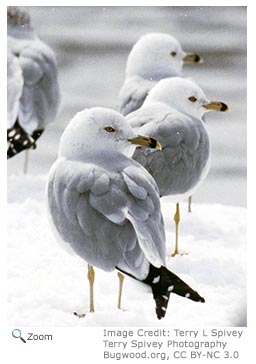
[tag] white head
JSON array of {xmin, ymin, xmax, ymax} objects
[
  {"xmin": 59, "ymin": 107, "xmax": 161, "ymax": 160},
  {"xmin": 7, "ymin": 7, "xmax": 36, "ymax": 41},
  {"xmin": 7, "ymin": 7, "xmax": 31, "ymax": 28},
  {"xmin": 126, "ymin": 32, "xmax": 202, "ymax": 81},
  {"xmin": 145, "ymin": 77, "xmax": 229, "ymax": 120}
]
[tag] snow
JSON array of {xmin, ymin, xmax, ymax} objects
[{"xmin": 7, "ymin": 174, "xmax": 246, "ymax": 327}]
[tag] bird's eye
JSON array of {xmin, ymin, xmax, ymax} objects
[
  {"xmin": 170, "ymin": 51, "xmax": 177, "ymax": 57},
  {"xmin": 188, "ymin": 96, "xmax": 197, "ymax": 102},
  {"xmin": 104, "ymin": 126, "xmax": 116, "ymax": 133}
]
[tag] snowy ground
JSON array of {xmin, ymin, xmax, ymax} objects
[{"xmin": 7, "ymin": 174, "xmax": 246, "ymax": 327}]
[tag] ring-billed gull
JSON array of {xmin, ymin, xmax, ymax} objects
[
  {"xmin": 126, "ymin": 77, "xmax": 230, "ymax": 256},
  {"xmin": 47, "ymin": 107, "xmax": 205, "ymax": 319},
  {"xmin": 7, "ymin": 7, "xmax": 60, "ymax": 172},
  {"xmin": 118, "ymin": 32, "xmax": 203, "ymax": 116}
]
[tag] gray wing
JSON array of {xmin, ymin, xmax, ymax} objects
[
  {"xmin": 7, "ymin": 50, "xmax": 23, "ymax": 129},
  {"xmin": 126, "ymin": 103, "xmax": 172, "ymax": 132},
  {"xmin": 121, "ymin": 163, "xmax": 165, "ymax": 266},
  {"xmin": 16, "ymin": 39, "xmax": 60, "ymax": 134},
  {"xmin": 47, "ymin": 157, "xmax": 165, "ymax": 275},
  {"xmin": 131, "ymin": 109, "xmax": 210, "ymax": 197},
  {"xmin": 118, "ymin": 76, "xmax": 155, "ymax": 116}
]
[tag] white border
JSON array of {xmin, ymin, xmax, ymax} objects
[{"xmin": 2, "ymin": 1, "xmax": 254, "ymax": 363}]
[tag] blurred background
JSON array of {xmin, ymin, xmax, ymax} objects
[{"xmin": 7, "ymin": 6, "xmax": 247, "ymax": 206}]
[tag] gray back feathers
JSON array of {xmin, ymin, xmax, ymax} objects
[
  {"xmin": 47, "ymin": 154, "xmax": 166, "ymax": 279},
  {"xmin": 127, "ymin": 106, "xmax": 210, "ymax": 197}
]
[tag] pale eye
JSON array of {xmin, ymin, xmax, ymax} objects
[
  {"xmin": 188, "ymin": 96, "xmax": 197, "ymax": 103},
  {"xmin": 170, "ymin": 51, "xmax": 177, "ymax": 57},
  {"xmin": 104, "ymin": 126, "xmax": 116, "ymax": 133}
]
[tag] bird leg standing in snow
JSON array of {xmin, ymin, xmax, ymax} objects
[
  {"xmin": 23, "ymin": 150, "xmax": 29, "ymax": 174},
  {"xmin": 22, "ymin": 129, "xmax": 44, "ymax": 174},
  {"xmin": 188, "ymin": 195, "xmax": 192, "ymax": 213},
  {"xmin": 73, "ymin": 264, "xmax": 95, "ymax": 318},
  {"xmin": 23, "ymin": 129, "xmax": 44, "ymax": 174},
  {"xmin": 88, "ymin": 264, "xmax": 95, "ymax": 313},
  {"xmin": 117, "ymin": 272, "xmax": 125, "ymax": 310},
  {"xmin": 172, "ymin": 203, "xmax": 180, "ymax": 257}
]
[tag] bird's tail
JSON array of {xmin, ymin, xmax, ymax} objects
[
  {"xmin": 7, "ymin": 134, "xmax": 36, "ymax": 159},
  {"xmin": 142, "ymin": 264, "xmax": 205, "ymax": 319},
  {"xmin": 7, "ymin": 120, "xmax": 38, "ymax": 159}
]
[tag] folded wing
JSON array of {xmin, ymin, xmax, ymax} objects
[
  {"xmin": 119, "ymin": 76, "xmax": 155, "ymax": 116},
  {"xmin": 48, "ymin": 157, "xmax": 166, "ymax": 271}
]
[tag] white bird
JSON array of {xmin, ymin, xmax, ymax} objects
[
  {"xmin": 118, "ymin": 32, "xmax": 203, "ymax": 116},
  {"xmin": 126, "ymin": 77, "xmax": 229, "ymax": 256},
  {"xmin": 7, "ymin": 7, "xmax": 60, "ymax": 172},
  {"xmin": 47, "ymin": 107, "xmax": 205, "ymax": 319},
  {"xmin": 118, "ymin": 32, "xmax": 203, "ymax": 213}
]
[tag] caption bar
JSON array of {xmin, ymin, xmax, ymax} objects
[{"xmin": 102, "ymin": 328, "xmax": 245, "ymax": 361}]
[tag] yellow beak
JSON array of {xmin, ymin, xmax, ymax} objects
[
  {"xmin": 183, "ymin": 53, "xmax": 203, "ymax": 64},
  {"xmin": 128, "ymin": 135, "xmax": 162, "ymax": 150},
  {"xmin": 202, "ymin": 101, "xmax": 230, "ymax": 112}
]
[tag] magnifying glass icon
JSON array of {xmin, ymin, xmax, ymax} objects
[{"xmin": 12, "ymin": 329, "xmax": 26, "ymax": 343}]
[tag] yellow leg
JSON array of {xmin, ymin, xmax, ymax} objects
[
  {"xmin": 23, "ymin": 149, "xmax": 29, "ymax": 174},
  {"xmin": 88, "ymin": 264, "xmax": 95, "ymax": 313},
  {"xmin": 117, "ymin": 272, "xmax": 125, "ymax": 309},
  {"xmin": 171, "ymin": 203, "xmax": 180, "ymax": 257},
  {"xmin": 74, "ymin": 264, "xmax": 95, "ymax": 318},
  {"xmin": 188, "ymin": 195, "xmax": 192, "ymax": 213}
]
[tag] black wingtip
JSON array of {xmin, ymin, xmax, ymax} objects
[
  {"xmin": 7, "ymin": 119, "xmax": 39, "ymax": 159},
  {"xmin": 143, "ymin": 265, "xmax": 205, "ymax": 319},
  {"xmin": 153, "ymin": 291, "xmax": 171, "ymax": 320},
  {"xmin": 184, "ymin": 290, "xmax": 205, "ymax": 303}
]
